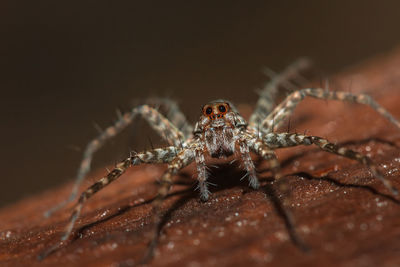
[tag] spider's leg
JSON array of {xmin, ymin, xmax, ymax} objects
[
  {"xmin": 247, "ymin": 134, "xmax": 282, "ymax": 180},
  {"xmin": 44, "ymin": 105, "xmax": 185, "ymax": 217},
  {"xmin": 145, "ymin": 97, "xmax": 193, "ymax": 139},
  {"xmin": 195, "ymin": 148, "xmax": 211, "ymax": 201},
  {"xmin": 261, "ymin": 88, "xmax": 400, "ymax": 133},
  {"xmin": 249, "ymin": 58, "xmax": 311, "ymax": 128},
  {"xmin": 143, "ymin": 144, "xmax": 196, "ymax": 263},
  {"xmin": 238, "ymin": 136, "xmax": 262, "ymax": 189},
  {"xmin": 264, "ymin": 132, "xmax": 398, "ymax": 195},
  {"xmin": 38, "ymin": 146, "xmax": 178, "ymax": 260},
  {"xmin": 245, "ymin": 132, "xmax": 290, "ymax": 195},
  {"xmin": 243, "ymin": 131, "xmax": 309, "ymax": 250}
]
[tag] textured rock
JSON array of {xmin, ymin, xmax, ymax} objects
[{"xmin": 1, "ymin": 48, "xmax": 400, "ymax": 267}]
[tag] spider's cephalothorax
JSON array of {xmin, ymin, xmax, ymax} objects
[
  {"xmin": 194, "ymin": 101, "xmax": 244, "ymax": 158},
  {"xmin": 41, "ymin": 59, "xmax": 400, "ymax": 263}
]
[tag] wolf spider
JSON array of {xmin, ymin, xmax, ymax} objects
[{"xmin": 41, "ymin": 59, "xmax": 400, "ymax": 262}]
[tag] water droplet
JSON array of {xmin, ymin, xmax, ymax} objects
[
  {"xmin": 167, "ymin": 241, "xmax": 175, "ymax": 250},
  {"xmin": 360, "ymin": 223, "xmax": 368, "ymax": 231}
]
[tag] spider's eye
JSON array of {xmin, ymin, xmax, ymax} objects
[
  {"xmin": 218, "ymin": 105, "xmax": 226, "ymax": 113},
  {"xmin": 205, "ymin": 107, "xmax": 213, "ymax": 115}
]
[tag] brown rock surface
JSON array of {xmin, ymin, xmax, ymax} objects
[{"xmin": 2, "ymin": 49, "xmax": 400, "ymax": 267}]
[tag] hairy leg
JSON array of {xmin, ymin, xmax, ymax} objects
[
  {"xmin": 194, "ymin": 148, "xmax": 211, "ymax": 201},
  {"xmin": 248, "ymin": 136, "xmax": 282, "ymax": 179},
  {"xmin": 263, "ymin": 132, "xmax": 398, "ymax": 195},
  {"xmin": 249, "ymin": 58, "xmax": 311, "ymax": 128},
  {"xmin": 238, "ymin": 138, "xmax": 261, "ymax": 189},
  {"xmin": 143, "ymin": 97, "xmax": 193, "ymax": 139},
  {"xmin": 261, "ymin": 88, "xmax": 400, "ymax": 133},
  {"xmin": 38, "ymin": 146, "xmax": 180, "ymax": 260},
  {"xmin": 244, "ymin": 132, "xmax": 309, "ymax": 250},
  {"xmin": 142, "ymin": 144, "xmax": 196, "ymax": 263},
  {"xmin": 45, "ymin": 105, "xmax": 185, "ymax": 217}
]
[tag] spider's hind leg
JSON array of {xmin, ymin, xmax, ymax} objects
[
  {"xmin": 144, "ymin": 97, "xmax": 193, "ymax": 139},
  {"xmin": 244, "ymin": 131, "xmax": 309, "ymax": 251},
  {"xmin": 143, "ymin": 144, "xmax": 196, "ymax": 263},
  {"xmin": 261, "ymin": 88, "xmax": 400, "ymax": 133},
  {"xmin": 249, "ymin": 58, "xmax": 311, "ymax": 128},
  {"xmin": 44, "ymin": 105, "xmax": 185, "ymax": 218},
  {"xmin": 265, "ymin": 132, "xmax": 398, "ymax": 196}
]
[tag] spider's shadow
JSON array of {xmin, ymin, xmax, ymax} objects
[
  {"xmin": 50, "ymin": 137, "xmax": 400, "ymax": 260},
  {"xmin": 179, "ymin": 162, "xmax": 263, "ymax": 191},
  {"xmin": 169, "ymin": 164, "xmax": 312, "ymax": 251},
  {"xmin": 37, "ymin": 187, "xmax": 196, "ymax": 260},
  {"xmin": 74, "ymin": 163, "xmax": 270, "ymax": 257},
  {"xmin": 274, "ymin": 136, "xmax": 400, "ymax": 206},
  {"xmin": 80, "ymin": 136, "xmax": 399, "ymax": 224},
  {"xmin": 292, "ymin": 171, "xmax": 400, "ymax": 204},
  {"xmin": 75, "ymin": 187, "xmax": 195, "ymax": 238},
  {"xmin": 252, "ymin": 170, "xmax": 400, "ymax": 253}
]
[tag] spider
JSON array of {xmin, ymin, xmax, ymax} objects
[{"xmin": 40, "ymin": 59, "xmax": 400, "ymax": 262}]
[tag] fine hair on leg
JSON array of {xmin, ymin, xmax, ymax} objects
[{"xmin": 44, "ymin": 105, "xmax": 185, "ymax": 217}]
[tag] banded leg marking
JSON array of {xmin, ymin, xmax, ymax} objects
[
  {"xmin": 133, "ymin": 146, "xmax": 179, "ymax": 165},
  {"xmin": 194, "ymin": 148, "xmax": 210, "ymax": 201},
  {"xmin": 250, "ymin": 138, "xmax": 282, "ymax": 180},
  {"xmin": 38, "ymin": 158, "xmax": 133, "ymax": 260},
  {"xmin": 143, "ymin": 146, "xmax": 195, "ymax": 263},
  {"xmin": 239, "ymin": 139, "xmax": 260, "ymax": 189},
  {"xmin": 264, "ymin": 132, "xmax": 398, "ymax": 195},
  {"xmin": 40, "ymin": 146, "xmax": 190, "ymax": 260},
  {"xmin": 151, "ymin": 147, "xmax": 195, "ymax": 209},
  {"xmin": 60, "ymin": 145, "xmax": 181, "ymax": 241},
  {"xmin": 61, "ymin": 158, "xmax": 132, "ymax": 241},
  {"xmin": 145, "ymin": 98, "xmax": 193, "ymax": 139},
  {"xmin": 45, "ymin": 105, "xmax": 185, "ymax": 217},
  {"xmin": 261, "ymin": 88, "xmax": 400, "ymax": 133}
]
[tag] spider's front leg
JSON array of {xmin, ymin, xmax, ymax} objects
[
  {"xmin": 238, "ymin": 137, "xmax": 261, "ymax": 189},
  {"xmin": 44, "ymin": 105, "xmax": 186, "ymax": 217},
  {"xmin": 38, "ymin": 146, "xmax": 180, "ymax": 260},
  {"xmin": 194, "ymin": 147, "xmax": 211, "ymax": 201},
  {"xmin": 247, "ymin": 134, "xmax": 282, "ymax": 177},
  {"xmin": 218, "ymin": 129, "xmax": 285, "ymax": 194},
  {"xmin": 260, "ymin": 88, "xmax": 400, "ymax": 133},
  {"xmin": 241, "ymin": 131, "xmax": 309, "ymax": 250},
  {"xmin": 241, "ymin": 131, "xmax": 283, "ymax": 187},
  {"xmin": 264, "ymin": 132, "xmax": 398, "ymax": 195},
  {"xmin": 143, "ymin": 143, "xmax": 196, "ymax": 262}
]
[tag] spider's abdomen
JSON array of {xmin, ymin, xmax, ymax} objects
[{"xmin": 204, "ymin": 126, "xmax": 236, "ymax": 158}]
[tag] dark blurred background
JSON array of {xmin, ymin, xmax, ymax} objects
[{"xmin": 1, "ymin": 1, "xmax": 400, "ymax": 207}]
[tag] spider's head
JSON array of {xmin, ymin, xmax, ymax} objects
[
  {"xmin": 194, "ymin": 99, "xmax": 246, "ymax": 136},
  {"xmin": 202, "ymin": 102, "xmax": 230, "ymax": 119},
  {"xmin": 200, "ymin": 101, "xmax": 235, "ymax": 128}
]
